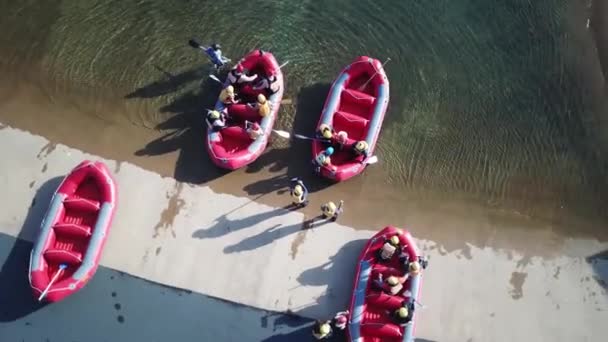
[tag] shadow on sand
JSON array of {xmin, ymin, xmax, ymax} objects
[
  {"xmin": 191, "ymin": 207, "xmax": 293, "ymax": 240},
  {"xmin": 0, "ymin": 176, "xmax": 63, "ymax": 322},
  {"xmin": 586, "ymin": 249, "xmax": 608, "ymax": 290},
  {"xmin": 129, "ymin": 65, "xmax": 230, "ymax": 184},
  {"xmin": 242, "ymin": 83, "xmax": 335, "ymax": 197}
]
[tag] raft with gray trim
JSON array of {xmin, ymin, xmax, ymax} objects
[{"xmin": 29, "ymin": 160, "xmax": 117, "ymax": 302}]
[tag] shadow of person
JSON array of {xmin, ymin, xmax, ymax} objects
[
  {"xmin": 191, "ymin": 207, "xmax": 291, "ymax": 240},
  {"xmin": 125, "ymin": 65, "xmax": 207, "ymax": 99},
  {"xmin": 586, "ymin": 249, "xmax": 608, "ymax": 289},
  {"xmin": 0, "ymin": 176, "xmax": 63, "ymax": 322},
  {"xmin": 260, "ymin": 324, "xmax": 313, "ymax": 342},
  {"xmin": 222, "ymin": 219, "xmax": 313, "ymax": 254},
  {"xmin": 134, "ymin": 79, "xmax": 229, "ymax": 184},
  {"xmin": 293, "ymin": 239, "xmax": 368, "ymax": 319},
  {"xmin": 242, "ymin": 173, "xmax": 290, "ymax": 197}
]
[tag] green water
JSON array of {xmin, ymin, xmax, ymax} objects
[{"xmin": 0, "ymin": 0, "xmax": 606, "ymax": 227}]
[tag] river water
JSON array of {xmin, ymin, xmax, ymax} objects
[{"xmin": 0, "ymin": 0, "xmax": 606, "ymax": 250}]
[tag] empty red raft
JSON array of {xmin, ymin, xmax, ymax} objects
[
  {"xmin": 347, "ymin": 226, "xmax": 423, "ymax": 342},
  {"xmin": 312, "ymin": 56, "xmax": 389, "ymax": 181},
  {"xmin": 206, "ymin": 50, "xmax": 284, "ymax": 170},
  {"xmin": 29, "ymin": 160, "xmax": 117, "ymax": 302}
]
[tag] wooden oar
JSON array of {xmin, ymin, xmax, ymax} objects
[{"xmin": 38, "ymin": 264, "xmax": 67, "ymax": 301}]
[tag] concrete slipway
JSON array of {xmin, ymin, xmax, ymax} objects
[{"xmin": 0, "ymin": 123, "xmax": 606, "ymax": 342}]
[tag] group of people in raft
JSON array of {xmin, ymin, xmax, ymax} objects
[
  {"xmin": 206, "ymin": 56, "xmax": 280, "ymax": 141},
  {"xmin": 203, "ymin": 45, "xmax": 427, "ymax": 340},
  {"xmin": 311, "ymin": 233, "xmax": 429, "ymax": 340}
]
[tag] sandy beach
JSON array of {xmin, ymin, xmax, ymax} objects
[{"xmin": 0, "ymin": 123, "xmax": 606, "ymax": 341}]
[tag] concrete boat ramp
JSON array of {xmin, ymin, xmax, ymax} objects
[{"xmin": 0, "ymin": 123, "xmax": 606, "ymax": 342}]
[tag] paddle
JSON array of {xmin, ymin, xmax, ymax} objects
[
  {"xmin": 38, "ymin": 264, "xmax": 67, "ymax": 301},
  {"xmin": 359, "ymin": 57, "xmax": 391, "ymax": 91}
]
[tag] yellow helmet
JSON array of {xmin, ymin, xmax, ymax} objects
[
  {"xmin": 209, "ymin": 110, "xmax": 220, "ymax": 120},
  {"xmin": 225, "ymin": 85, "xmax": 234, "ymax": 94},
  {"xmin": 319, "ymin": 323, "xmax": 331, "ymax": 335},
  {"xmin": 409, "ymin": 261, "xmax": 421, "ymax": 274},
  {"xmin": 355, "ymin": 140, "xmax": 368, "ymax": 152},
  {"xmin": 323, "ymin": 201, "xmax": 336, "ymax": 213},
  {"xmin": 387, "ymin": 276, "xmax": 399, "ymax": 286},
  {"xmin": 322, "ymin": 129, "xmax": 332, "ymax": 139},
  {"xmin": 293, "ymin": 185, "xmax": 303, "ymax": 196},
  {"xmin": 257, "ymin": 93, "xmax": 267, "ymax": 104},
  {"xmin": 397, "ymin": 307, "xmax": 408, "ymax": 318},
  {"xmin": 390, "ymin": 235, "xmax": 400, "ymax": 246}
]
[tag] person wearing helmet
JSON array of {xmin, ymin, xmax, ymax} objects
[
  {"xmin": 289, "ymin": 177, "xmax": 309, "ymax": 208},
  {"xmin": 246, "ymin": 121, "xmax": 263, "ymax": 140},
  {"xmin": 312, "ymin": 320, "xmax": 333, "ymax": 340},
  {"xmin": 207, "ymin": 109, "xmax": 227, "ymax": 131},
  {"xmin": 353, "ymin": 140, "xmax": 370, "ymax": 158},
  {"xmin": 254, "ymin": 94, "xmax": 271, "ymax": 117},
  {"xmin": 321, "ymin": 200, "xmax": 343, "ymax": 222},
  {"xmin": 205, "ymin": 43, "xmax": 231, "ymax": 69},
  {"xmin": 316, "ymin": 124, "xmax": 334, "ymax": 142},
  {"xmin": 391, "ymin": 301, "xmax": 415, "ymax": 326},
  {"xmin": 219, "ymin": 85, "xmax": 238, "ymax": 106},
  {"xmin": 313, "ymin": 146, "xmax": 334, "ymax": 174},
  {"xmin": 385, "ymin": 275, "xmax": 405, "ymax": 295},
  {"xmin": 227, "ymin": 64, "xmax": 258, "ymax": 86},
  {"xmin": 378, "ymin": 234, "xmax": 401, "ymax": 261},
  {"xmin": 335, "ymin": 130, "xmax": 355, "ymax": 149}
]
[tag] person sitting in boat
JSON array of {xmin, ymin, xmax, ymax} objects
[
  {"xmin": 227, "ymin": 64, "xmax": 258, "ymax": 86},
  {"xmin": 207, "ymin": 109, "xmax": 227, "ymax": 132},
  {"xmin": 252, "ymin": 94, "xmax": 271, "ymax": 117},
  {"xmin": 246, "ymin": 121, "xmax": 263, "ymax": 140},
  {"xmin": 313, "ymin": 146, "xmax": 334, "ymax": 174},
  {"xmin": 253, "ymin": 74, "xmax": 280, "ymax": 94},
  {"xmin": 206, "ymin": 43, "xmax": 231, "ymax": 69},
  {"xmin": 353, "ymin": 140, "xmax": 370, "ymax": 159},
  {"xmin": 378, "ymin": 235, "xmax": 401, "ymax": 261},
  {"xmin": 316, "ymin": 124, "xmax": 334, "ymax": 143},
  {"xmin": 321, "ymin": 200, "xmax": 343, "ymax": 222},
  {"xmin": 289, "ymin": 177, "xmax": 309, "ymax": 208},
  {"xmin": 373, "ymin": 272, "xmax": 405, "ymax": 295},
  {"xmin": 312, "ymin": 320, "xmax": 333, "ymax": 340},
  {"xmin": 390, "ymin": 301, "xmax": 416, "ymax": 326},
  {"xmin": 219, "ymin": 85, "xmax": 238, "ymax": 106},
  {"xmin": 335, "ymin": 130, "xmax": 355, "ymax": 150}
]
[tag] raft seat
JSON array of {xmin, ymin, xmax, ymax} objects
[
  {"xmin": 333, "ymin": 111, "xmax": 369, "ymax": 139},
  {"xmin": 44, "ymin": 249, "xmax": 83, "ymax": 266},
  {"xmin": 53, "ymin": 222, "xmax": 92, "ymax": 239},
  {"xmin": 342, "ymin": 88, "xmax": 376, "ymax": 106},
  {"xmin": 63, "ymin": 197, "xmax": 101, "ymax": 213}
]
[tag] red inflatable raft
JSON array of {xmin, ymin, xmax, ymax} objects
[
  {"xmin": 347, "ymin": 226, "xmax": 423, "ymax": 342},
  {"xmin": 312, "ymin": 56, "xmax": 389, "ymax": 181},
  {"xmin": 29, "ymin": 160, "xmax": 117, "ymax": 302},
  {"xmin": 206, "ymin": 50, "xmax": 284, "ymax": 170}
]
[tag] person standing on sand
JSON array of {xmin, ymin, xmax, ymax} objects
[
  {"xmin": 289, "ymin": 177, "xmax": 309, "ymax": 208},
  {"xmin": 321, "ymin": 200, "xmax": 343, "ymax": 222}
]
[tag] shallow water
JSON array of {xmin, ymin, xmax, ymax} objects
[{"xmin": 0, "ymin": 0, "xmax": 606, "ymax": 240}]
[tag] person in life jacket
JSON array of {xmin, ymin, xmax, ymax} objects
[
  {"xmin": 335, "ymin": 131, "xmax": 350, "ymax": 149},
  {"xmin": 401, "ymin": 260, "xmax": 422, "ymax": 284},
  {"xmin": 246, "ymin": 121, "xmax": 263, "ymax": 140},
  {"xmin": 205, "ymin": 43, "xmax": 230, "ymax": 69},
  {"xmin": 254, "ymin": 94, "xmax": 271, "ymax": 117},
  {"xmin": 219, "ymin": 85, "xmax": 238, "ymax": 106},
  {"xmin": 390, "ymin": 301, "xmax": 416, "ymax": 326},
  {"xmin": 253, "ymin": 74, "xmax": 280, "ymax": 94},
  {"xmin": 227, "ymin": 64, "xmax": 258, "ymax": 86},
  {"xmin": 316, "ymin": 124, "xmax": 334, "ymax": 142},
  {"xmin": 312, "ymin": 320, "xmax": 333, "ymax": 340},
  {"xmin": 289, "ymin": 177, "xmax": 309, "ymax": 208},
  {"xmin": 313, "ymin": 146, "xmax": 334, "ymax": 174},
  {"xmin": 378, "ymin": 235, "xmax": 401, "ymax": 261},
  {"xmin": 321, "ymin": 200, "xmax": 343, "ymax": 222},
  {"xmin": 353, "ymin": 140, "xmax": 370, "ymax": 159},
  {"xmin": 207, "ymin": 109, "xmax": 226, "ymax": 132}
]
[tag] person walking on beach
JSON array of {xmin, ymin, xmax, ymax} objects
[
  {"xmin": 312, "ymin": 320, "xmax": 333, "ymax": 340},
  {"xmin": 321, "ymin": 200, "xmax": 343, "ymax": 222},
  {"xmin": 289, "ymin": 177, "xmax": 309, "ymax": 208}
]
